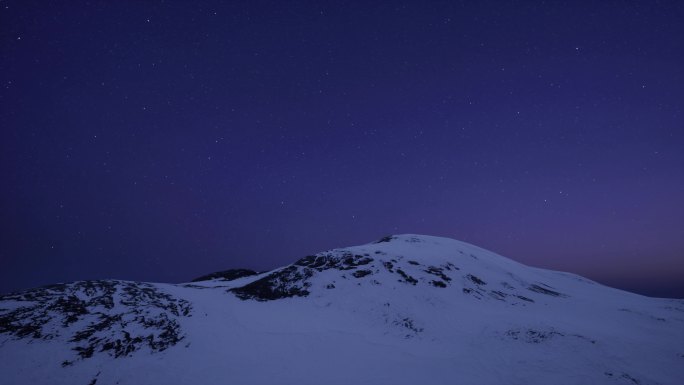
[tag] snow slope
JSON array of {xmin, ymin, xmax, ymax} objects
[{"xmin": 1, "ymin": 234, "xmax": 682, "ymax": 385}]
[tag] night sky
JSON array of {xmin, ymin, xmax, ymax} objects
[{"xmin": 1, "ymin": 1, "xmax": 683, "ymax": 298}]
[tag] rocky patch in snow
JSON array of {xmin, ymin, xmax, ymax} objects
[{"xmin": 0, "ymin": 280, "xmax": 191, "ymax": 365}]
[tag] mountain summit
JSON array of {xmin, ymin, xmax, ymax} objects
[{"xmin": 1, "ymin": 234, "xmax": 682, "ymax": 385}]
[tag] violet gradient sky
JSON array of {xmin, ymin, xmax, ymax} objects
[{"xmin": 1, "ymin": 1, "xmax": 683, "ymax": 297}]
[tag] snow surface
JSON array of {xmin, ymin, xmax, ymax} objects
[{"xmin": 1, "ymin": 234, "xmax": 682, "ymax": 385}]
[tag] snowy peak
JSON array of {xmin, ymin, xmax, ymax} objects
[{"xmin": 227, "ymin": 234, "xmax": 569, "ymax": 305}]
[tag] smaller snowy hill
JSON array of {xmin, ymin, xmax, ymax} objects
[{"xmin": 1, "ymin": 234, "xmax": 682, "ymax": 385}]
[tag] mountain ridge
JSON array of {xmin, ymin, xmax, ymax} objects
[{"xmin": 1, "ymin": 234, "xmax": 682, "ymax": 385}]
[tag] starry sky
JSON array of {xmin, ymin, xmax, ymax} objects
[{"xmin": 1, "ymin": 1, "xmax": 683, "ymax": 297}]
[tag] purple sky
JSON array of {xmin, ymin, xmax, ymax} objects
[{"xmin": 1, "ymin": 1, "xmax": 682, "ymax": 297}]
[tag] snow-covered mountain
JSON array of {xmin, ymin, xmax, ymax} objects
[{"xmin": 1, "ymin": 234, "xmax": 682, "ymax": 385}]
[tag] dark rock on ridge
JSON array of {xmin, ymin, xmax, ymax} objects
[{"xmin": 191, "ymin": 269, "xmax": 258, "ymax": 282}]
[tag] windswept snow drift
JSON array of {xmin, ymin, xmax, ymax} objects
[{"xmin": 1, "ymin": 234, "xmax": 682, "ymax": 385}]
